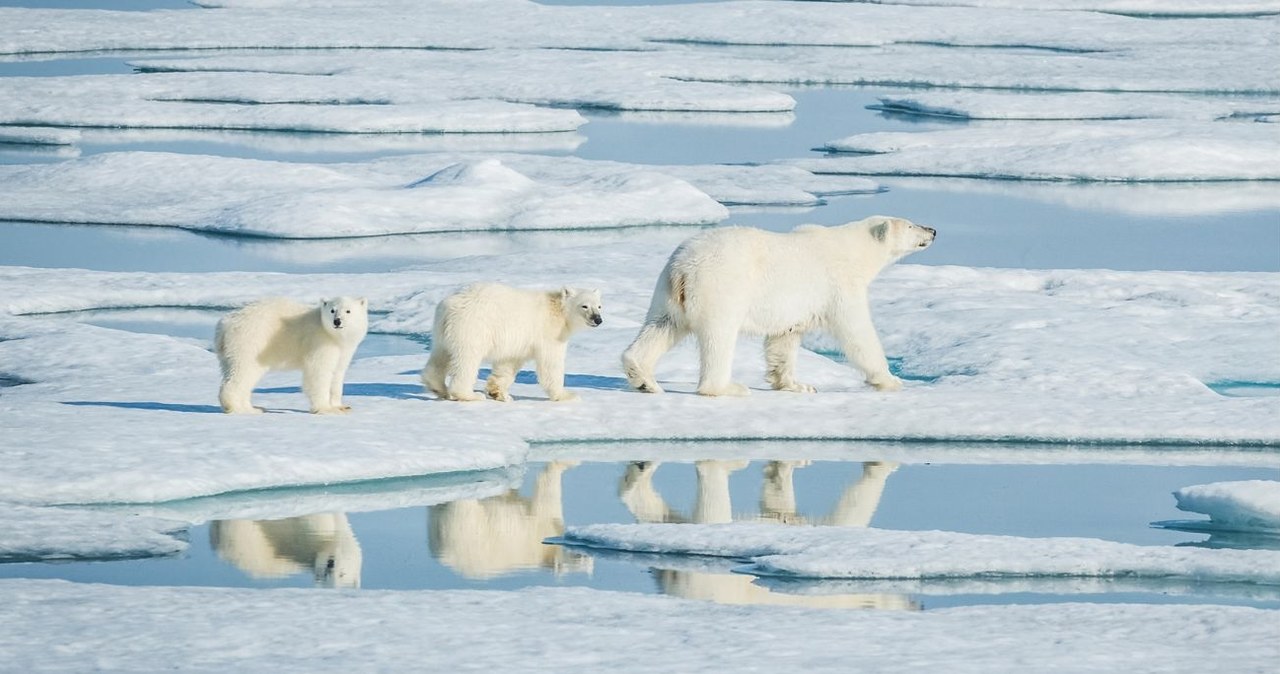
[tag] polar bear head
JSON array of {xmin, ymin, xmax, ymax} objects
[
  {"xmin": 320, "ymin": 296, "xmax": 369, "ymax": 338},
  {"xmin": 862, "ymin": 215, "xmax": 936, "ymax": 260},
  {"xmin": 560, "ymin": 287, "xmax": 604, "ymax": 330}
]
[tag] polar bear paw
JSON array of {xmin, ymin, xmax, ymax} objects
[
  {"xmin": 449, "ymin": 391, "xmax": 486, "ymax": 402},
  {"xmin": 312, "ymin": 405, "xmax": 351, "ymax": 415},
  {"xmin": 549, "ymin": 391, "xmax": 581, "ymax": 403},
  {"xmin": 697, "ymin": 382, "xmax": 751, "ymax": 397},
  {"xmin": 774, "ymin": 382, "xmax": 817, "ymax": 394},
  {"xmin": 486, "ymin": 389, "xmax": 514, "ymax": 402},
  {"xmin": 869, "ymin": 375, "xmax": 904, "ymax": 392}
]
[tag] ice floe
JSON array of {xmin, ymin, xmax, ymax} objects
[
  {"xmin": 803, "ymin": 121, "xmax": 1280, "ymax": 181},
  {"xmin": 2, "ymin": 581, "xmax": 1279, "ymax": 673},
  {"xmin": 870, "ymin": 91, "xmax": 1280, "ymax": 121},
  {"xmin": 788, "ymin": 0, "xmax": 1280, "ymax": 18},
  {"xmin": 561, "ymin": 522, "xmax": 1280, "ymax": 583},
  {"xmin": 0, "ymin": 152, "xmax": 884, "ymax": 237},
  {"xmin": 0, "ymin": 506, "xmax": 186, "ymax": 563},
  {"xmin": 1173, "ymin": 480, "xmax": 1280, "ymax": 533},
  {"xmin": 0, "ymin": 126, "xmax": 79, "ymax": 146}
]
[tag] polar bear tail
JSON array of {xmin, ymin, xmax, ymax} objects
[{"xmin": 621, "ymin": 262, "xmax": 689, "ymax": 393}]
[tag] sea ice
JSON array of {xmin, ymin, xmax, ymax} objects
[
  {"xmin": 801, "ymin": 121, "xmax": 1280, "ymax": 181},
  {"xmin": 1174, "ymin": 480, "xmax": 1280, "ymax": 532},
  {"xmin": 870, "ymin": 91, "xmax": 1280, "ymax": 121},
  {"xmin": 561, "ymin": 522, "xmax": 1280, "ymax": 583},
  {"xmin": 0, "ymin": 505, "xmax": 186, "ymax": 562}
]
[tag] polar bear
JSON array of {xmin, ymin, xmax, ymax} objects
[
  {"xmin": 422, "ymin": 283, "xmax": 602, "ymax": 402},
  {"xmin": 622, "ymin": 215, "xmax": 935, "ymax": 396},
  {"xmin": 215, "ymin": 297, "xmax": 368, "ymax": 414}
]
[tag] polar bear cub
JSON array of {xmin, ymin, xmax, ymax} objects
[
  {"xmin": 622, "ymin": 215, "xmax": 935, "ymax": 397},
  {"xmin": 422, "ymin": 283, "xmax": 603, "ymax": 402},
  {"xmin": 215, "ymin": 297, "xmax": 368, "ymax": 414}
]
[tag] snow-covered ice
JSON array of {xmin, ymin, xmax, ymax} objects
[
  {"xmin": 804, "ymin": 121, "xmax": 1280, "ymax": 181},
  {"xmin": 0, "ymin": 506, "xmax": 186, "ymax": 563},
  {"xmin": 870, "ymin": 91, "xmax": 1280, "ymax": 121},
  {"xmin": 0, "ymin": 126, "xmax": 79, "ymax": 146},
  {"xmin": 561, "ymin": 522, "xmax": 1280, "ymax": 583},
  {"xmin": 1, "ymin": 581, "xmax": 1278, "ymax": 673},
  {"xmin": 779, "ymin": 0, "xmax": 1280, "ymax": 18},
  {"xmin": 1173, "ymin": 481, "xmax": 1280, "ymax": 533}
]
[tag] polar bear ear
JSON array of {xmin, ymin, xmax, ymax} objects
[
  {"xmin": 359, "ymin": 297, "xmax": 367, "ymax": 307},
  {"xmin": 869, "ymin": 222, "xmax": 889, "ymax": 242},
  {"xmin": 561, "ymin": 286, "xmax": 573, "ymax": 301}
]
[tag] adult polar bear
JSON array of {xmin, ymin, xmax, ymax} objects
[{"xmin": 622, "ymin": 216, "xmax": 935, "ymax": 396}]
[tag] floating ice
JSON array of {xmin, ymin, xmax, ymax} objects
[
  {"xmin": 802, "ymin": 121, "xmax": 1280, "ymax": 181},
  {"xmin": 2, "ymin": 581, "xmax": 1278, "ymax": 672},
  {"xmin": 871, "ymin": 91, "xmax": 1280, "ymax": 121},
  {"xmin": 0, "ymin": 152, "xmax": 741, "ymax": 238},
  {"xmin": 0, "ymin": 126, "xmax": 79, "ymax": 146},
  {"xmin": 0, "ymin": 505, "xmax": 186, "ymax": 562},
  {"xmin": 1174, "ymin": 481, "xmax": 1280, "ymax": 533},
  {"xmin": 561, "ymin": 522, "xmax": 1280, "ymax": 583},
  {"xmin": 785, "ymin": 1, "xmax": 1280, "ymax": 18}
]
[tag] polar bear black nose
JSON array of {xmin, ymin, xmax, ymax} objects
[
  {"xmin": 923, "ymin": 226, "xmax": 937, "ymax": 237},
  {"xmin": 333, "ymin": 317, "xmax": 342, "ymax": 328},
  {"xmin": 591, "ymin": 314, "xmax": 603, "ymax": 326}
]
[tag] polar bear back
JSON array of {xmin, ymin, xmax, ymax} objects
[
  {"xmin": 667, "ymin": 226, "xmax": 877, "ymax": 335},
  {"xmin": 433, "ymin": 283, "xmax": 567, "ymax": 360},
  {"xmin": 216, "ymin": 298, "xmax": 337, "ymax": 371}
]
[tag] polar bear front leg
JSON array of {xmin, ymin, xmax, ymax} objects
[
  {"xmin": 832, "ymin": 300, "xmax": 902, "ymax": 392},
  {"xmin": 485, "ymin": 359, "xmax": 519, "ymax": 402},
  {"xmin": 304, "ymin": 351, "xmax": 344, "ymax": 414},
  {"xmin": 535, "ymin": 346, "xmax": 579, "ymax": 402},
  {"xmin": 326, "ymin": 349, "xmax": 356, "ymax": 413},
  {"xmin": 695, "ymin": 326, "xmax": 749, "ymax": 397},
  {"xmin": 764, "ymin": 331, "xmax": 816, "ymax": 393}
]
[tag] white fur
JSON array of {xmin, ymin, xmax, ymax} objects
[
  {"xmin": 215, "ymin": 296, "xmax": 368, "ymax": 414},
  {"xmin": 421, "ymin": 283, "xmax": 603, "ymax": 402},
  {"xmin": 622, "ymin": 215, "xmax": 935, "ymax": 396}
]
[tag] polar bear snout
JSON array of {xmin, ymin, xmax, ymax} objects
[
  {"xmin": 918, "ymin": 225, "xmax": 937, "ymax": 248},
  {"xmin": 333, "ymin": 317, "xmax": 343, "ymax": 328},
  {"xmin": 589, "ymin": 313, "xmax": 603, "ymax": 327}
]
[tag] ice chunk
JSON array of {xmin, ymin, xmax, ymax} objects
[
  {"xmin": 1174, "ymin": 481, "xmax": 1280, "ymax": 532},
  {"xmin": 561, "ymin": 522, "xmax": 1280, "ymax": 583},
  {"xmin": 802, "ymin": 121, "xmax": 1280, "ymax": 181},
  {"xmin": 871, "ymin": 91, "xmax": 1280, "ymax": 121},
  {"xmin": 0, "ymin": 505, "xmax": 186, "ymax": 562}
]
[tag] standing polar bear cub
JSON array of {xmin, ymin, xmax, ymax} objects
[
  {"xmin": 423, "ymin": 283, "xmax": 603, "ymax": 402},
  {"xmin": 622, "ymin": 216, "xmax": 935, "ymax": 396},
  {"xmin": 216, "ymin": 297, "xmax": 368, "ymax": 414}
]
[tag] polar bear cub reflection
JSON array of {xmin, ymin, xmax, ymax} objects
[{"xmin": 209, "ymin": 512, "xmax": 362, "ymax": 589}]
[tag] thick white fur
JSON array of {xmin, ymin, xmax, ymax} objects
[
  {"xmin": 422, "ymin": 283, "xmax": 603, "ymax": 402},
  {"xmin": 209, "ymin": 513, "xmax": 362, "ymax": 588},
  {"xmin": 622, "ymin": 215, "xmax": 935, "ymax": 396},
  {"xmin": 215, "ymin": 296, "xmax": 368, "ymax": 414}
]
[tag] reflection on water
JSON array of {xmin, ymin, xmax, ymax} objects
[
  {"xmin": 2, "ymin": 458, "xmax": 1278, "ymax": 609},
  {"xmin": 428, "ymin": 461, "xmax": 593, "ymax": 579},
  {"xmin": 210, "ymin": 512, "xmax": 362, "ymax": 588},
  {"xmin": 624, "ymin": 459, "xmax": 917, "ymax": 610}
]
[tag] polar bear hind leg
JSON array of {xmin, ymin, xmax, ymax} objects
[
  {"xmin": 445, "ymin": 345, "xmax": 486, "ymax": 402},
  {"xmin": 219, "ymin": 360, "xmax": 268, "ymax": 414},
  {"xmin": 421, "ymin": 347, "xmax": 451, "ymax": 399},
  {"xmin": 764, "ymin": 331, "xmax": 816, "ymax": 393},
  {"xmin": 622, "ymin": 317, "xmax": 687, "ymax": 394}
]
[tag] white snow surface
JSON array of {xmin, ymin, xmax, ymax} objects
[
  {"xmin": 0, "ymin": 126, "xmax": 79, "ymax": 146},
  {"xmin": 785, "ymin": 0, "xmax": 1280, "ymax": 17},
  {"xmin": 562, "ymin": 522, "xmax": 1280, "ymax": 583},
  {"xmin": 1174, "ymin": 480, "xmax": 1280, "ymax": 532},
  {"xmin": 2, "ymin": 581, "xmax": 1278, "ymax": 673},
  {"xmin": 806, "ymin": 121, "xmax": 1280, "ymax": 181}
]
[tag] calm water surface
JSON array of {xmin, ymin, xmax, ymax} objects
[{"xmin": 2, "ymin": 23, "xmax": 1277, "ymax": 611}]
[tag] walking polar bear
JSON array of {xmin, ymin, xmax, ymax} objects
[
  {"xmin": 622, "ymin": 216, "xmax": 935, "ymax": 396},
  {"xmin": 422, "ymin": 283, "xmax": 603, "ymax": 402},
  {"xmin": 216, "ymin": 297, "xmax": 368, "ymax": 414}
]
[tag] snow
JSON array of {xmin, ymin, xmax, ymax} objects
[
  {"xmin": 0, "ymin": 581, "xmax": 1277, "ymax": 673},
  {"xmin": 0, "ymin": 126, "xmax": 79, "ymax": 146},
  {"xmin": 1174, "ymin": 481, "xmax": 1280, "ymax": 533},
  {"xmin": 561, "ymin": 522, "xmax": 1280, "ymax": 583},
  {"xmin": 784, "ymin": 0, "xmax": 1280, "ymax": 18},
  {"xmin": 804, "ymin": 121, "xmax": 1280, "ymax": 181}
]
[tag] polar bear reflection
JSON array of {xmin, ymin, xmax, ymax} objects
[
  {"xmin": 429, "ymin": 461, "xmax": 592, "ymax": 579},
  {"xmin": 209, "ymin": 512, "xmax": 362, "ymax": 588},
  {"xmin": 620, "ymin": 460, "xmax": 915, "ymax": 610}
]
